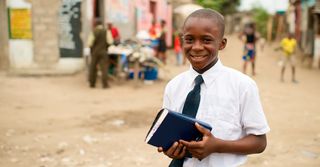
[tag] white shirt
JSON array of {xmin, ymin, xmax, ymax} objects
[{"xmin": 163, "ymin": 60, "xmax": 270, "ymax": 167}]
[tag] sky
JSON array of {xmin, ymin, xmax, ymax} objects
[{"xmin": 239, "ymin": 0, "xmax": 289, "ymax": 14}]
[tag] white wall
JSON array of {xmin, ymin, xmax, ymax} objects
[{"xmin": 7, "ymin": 0, "xmax": 34, "ymax": 69}]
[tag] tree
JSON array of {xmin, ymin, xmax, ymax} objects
[
  {"xmin": 195, "ymin": 0, "xmax": 240, "ymax": 15},
  {"xmin": 252, "ymin": 7, "xmax": 269, "ymax": 39}
]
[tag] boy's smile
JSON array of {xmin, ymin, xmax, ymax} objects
[
  {"xmin": 189, "ymin": 54, "xmax": 207, "ymax": 62},
  {"xmin": 182, "ymin": 17, "xmax": 227, "ymax": 73}
]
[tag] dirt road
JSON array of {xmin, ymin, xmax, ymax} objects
[{"xmin": 1, "ymin": 35, "xmax": 319, "ymax": 167}]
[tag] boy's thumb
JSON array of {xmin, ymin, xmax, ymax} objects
[{"xmin": 195, "ymin": 122, "xmax": 211, "ymax": 136}]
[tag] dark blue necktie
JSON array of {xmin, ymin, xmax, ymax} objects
[{"xmin": 169, "ymin": 75, "xmax": 204, "ymax": 167}]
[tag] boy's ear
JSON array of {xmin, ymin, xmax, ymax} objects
[{"xmin": 219, "ymin": 38, "xmax": 227, "ymax": 50}]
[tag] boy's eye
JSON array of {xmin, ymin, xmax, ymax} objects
[
  {"xmin": 183, "ymin": 38, "xmax": 193, "ymax": 44},
  {"xmin": 202, "ymin": 38, "xmax": 214, "ymax": 44}
]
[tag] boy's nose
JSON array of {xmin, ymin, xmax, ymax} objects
[{"xmin": 192, "ymin": 40, "xmax": 204, "ymax": 50}]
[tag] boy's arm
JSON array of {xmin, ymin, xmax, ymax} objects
[{"xmin": 180, "ymin": 123, "xmax": 267, "ymax": 160}]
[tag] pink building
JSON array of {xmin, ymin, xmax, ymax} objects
[{"xmin": 90, "ymin": 0, "xmax": 172, "ymax": 46}]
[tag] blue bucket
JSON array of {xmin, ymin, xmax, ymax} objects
[{"xmin": 144, "ymin": 67, "xmax": 158, "ymax": 80}]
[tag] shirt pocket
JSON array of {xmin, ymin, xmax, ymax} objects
[{"xmin": 204, "ymin": 96, "xmax": 241, "ymax": 140}]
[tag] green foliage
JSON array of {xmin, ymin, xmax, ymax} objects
[
  {"xmin": 195, "ymin": 0, "xmax": 240, "ymax": 15},
  {"xmin": 252, "ymin": 7, "xmax": 269, "ymax": 39}
]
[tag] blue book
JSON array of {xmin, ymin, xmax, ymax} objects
[{"xmin": 145, "ymin": 108, "xmax": 212, "ymax": 151}]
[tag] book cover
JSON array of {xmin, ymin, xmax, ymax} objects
[{"xmin": 145, "ymin": 108, "xmax": 212, "ymax": 151}]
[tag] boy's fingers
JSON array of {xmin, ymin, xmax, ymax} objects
[
  {"xmin": 179, "ymin": 140, "xmax": 197, "ymax": 149},
  {"xmin": 179, "ymin": 140, "xmax": 189, "ymax": 146},
  {"xmin": 165, "ymin": 142, "xmax": 178, "ymax": 156},
  {"xmin": 178, "ymin": 146, "xmax": 187, "ymax": 159},
  {"xmin": 173, "ymin": 143, "xmax": 183, "ymax": 157},
  {"xmin": 158, "ymin": 147, "xmax": 163, "ymax": 153},
  {"xmin": 195, "ymin": 123, "xmax": 211, "ymax": 136}
]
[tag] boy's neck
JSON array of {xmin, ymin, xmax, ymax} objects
[{"xmin": 194, "ymin": 58, "xmax": 218, "ymax": 74}]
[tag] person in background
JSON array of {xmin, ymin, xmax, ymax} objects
[
  {"xmin": 157, "ymin": 9, "xmax": 269, "ymax": 167},
  {"xmin": 149, "ymin": 20, "xmax": 160, "ymax": 39},
  {"xmin": 149, "ymin": 20, "xmax": 160, "ymax": 57},
  {"xmin": 107, "ymin": 22, "xmax": 120, "ymax": 45},
  {"xmin": 279, "ymin": 33, "xmax": 298, "ymax": 83},
  {"xmin": 239, "ymin": 23, "xmax": 259, "ymax": 76},
  {"xmin": 174, "ymin": 30, "xmax": 183, "ymax": 66},
  {"xmin": 88, "ymin": 19, "xmax": 113, "ymax": 89},
  {"xmin": 157, "ymin": 20, "xmax": 167, "ymax": 64}
]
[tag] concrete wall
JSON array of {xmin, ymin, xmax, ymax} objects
[
  {"xmin": 106, "ymin": 0, "xmax": 136, "ymax": 41},
  {"xmin": 0, "ymin": 0, "xmax": 9, "ymax": 70},
  {"xmin": 0, "ymin": 0, "xmax": 87, "ymax": 75},
  {"xmin": 32, "ymin": 0, "xmax": 60, "ymax": 68},
  {"xmin": 103, "ymin": 0, "xmax": 172, "ymax": 46}
]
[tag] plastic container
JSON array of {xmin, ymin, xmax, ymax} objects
[{"xmin": 144, "ymin": 67, "xmax": 158, "ymax": 80}]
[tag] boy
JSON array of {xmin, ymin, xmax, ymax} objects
[
  {"xmin": 157, "ymin": 9, "xmax": 270, "ymax": 167},
  {"xmin": 239, "ymin": 23, "xmax": 260, "ymax": 76},
  {"xmin": 279, "ymin": 33, "xmax": 297, "ymax": 83}
]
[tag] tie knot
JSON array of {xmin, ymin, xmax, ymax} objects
[{"xmin": 194, "ymin": 75, "xmax": 204, "ymax": 85}]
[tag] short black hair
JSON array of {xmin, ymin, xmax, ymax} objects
[{"xmin": 183, "ymin": 8, "xmax": 225, "ymax": 37}]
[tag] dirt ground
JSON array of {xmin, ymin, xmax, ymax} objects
[{"xmin": 1, "ymin": 35, "xmax": 320, "ymax": 167}]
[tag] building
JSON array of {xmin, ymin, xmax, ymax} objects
[
  {"xmin": 292, "ymin": 0, "xmax": 320, "ymax": 68},
  {"xmin": 312, "ymin": 0, "xmax": 320, "ymax": 68},
  {"xmin": 0, "ymin": 0, "xmax": 172, "ymax": 75}
]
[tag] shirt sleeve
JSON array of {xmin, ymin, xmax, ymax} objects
[
  {"xmin": 106, "ymin": 30, "xmax": 114, "ymax": 45},
  {"xmin": 87, "ymin": 32, "xmax": 95, "ymax": 47},
  {"xmin": 240, "ymin": 81, "xmax": 270, "ymax": 135}
]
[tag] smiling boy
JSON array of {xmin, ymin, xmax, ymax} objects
[{"xmin": 158, "ymin": 9, "xmax": 270, "ymax": 167}]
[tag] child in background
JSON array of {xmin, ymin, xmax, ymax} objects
[
  {"xmin": 279, "ymin": 33, "xmax": 298, "ymax": 83},
  {"xmin": 174, "ymin": 31, "xmax": 183, "ymax": 66},
  {"xmin": 157, "ymin": 20, "xmax": 168, "ymax": 64},
  {"xmin": 239, "ymin": 23, "xmax": 259, "ymax": 76},
  {"xmin": 149, "ymin": 20, "xmax": 160, "ymax": 52}
]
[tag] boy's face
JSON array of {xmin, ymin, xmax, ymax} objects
[{"xmin": 182, "ymin": 17, "xmax": 226, "ymax": 73}]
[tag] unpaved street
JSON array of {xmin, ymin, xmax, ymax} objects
[{"xmin": 1, "ymin": 35, "xmax": 319, "ymax": 167}]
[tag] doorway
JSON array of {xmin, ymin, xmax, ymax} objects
[
  {"xmin": 149, "ymin": 1, "xmax": 156, "ymax": 22},
  {"xmin": 93, "ymin": 0, "xmax": 104, "ymax": 26}
]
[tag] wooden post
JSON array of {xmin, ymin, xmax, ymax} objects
[
  {"xmin": 0, "ymin": 0, "xmax": 9, "ymax": 70},
  {"xmin": 276, "ymin": 14, "xmax": 284, "ymax": 40},
  {"xmin": 133, "ymin": 59, "xmax": 140, "ymax": 83},
  {"xmin": 267, "ymin": 15, "xmax": 273, "ymax": 42},
  {"xmin": 116, "ymin": 54, "xmax": 122, "ymax": 78}
]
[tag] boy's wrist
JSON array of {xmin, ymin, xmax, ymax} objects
[
  {"xmin": 216, "ymin": 138, "xmax": 229, "ymax": 153},
  {"xmin": 209, "ymin": 137, "xmax": 224, "ymax": 153}
]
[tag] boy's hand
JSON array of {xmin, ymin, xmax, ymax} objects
[
  {"xmin": 158, "ymin": 142, "xmax": 187, "ymax": 159},
  {"xmin": 180, "ymin": 123, "xmax": 218, "ymax": 160}
]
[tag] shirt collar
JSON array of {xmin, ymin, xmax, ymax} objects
[{"xmin": 188, "ymin": 59, "xmax": 224, "ymax": 88}]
